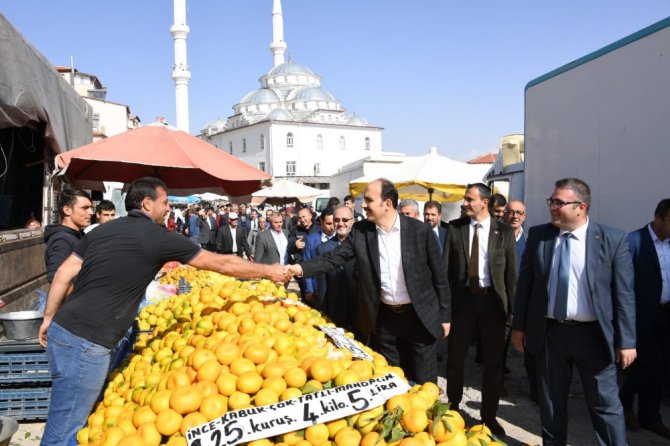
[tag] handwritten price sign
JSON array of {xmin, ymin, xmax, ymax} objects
[
  {"xmin": 318, "ymin": 326, "xmax": 373, "ymax": 360},
  {"xmin": 186, "ymin": 373, "xmax": 410, "ymax": 446}
]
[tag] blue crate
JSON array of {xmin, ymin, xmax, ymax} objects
[
  {"xmin": 0, "ymin": 387, "xmax": 50, "ymax": 421},
  {"xmin": 0, "ymin": 351, "xmax": 51, "ymax": 384}
]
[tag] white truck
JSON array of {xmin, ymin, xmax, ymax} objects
[{"xmin": 487, "ymin": 17, "xmax": 670, "ymax": 231}]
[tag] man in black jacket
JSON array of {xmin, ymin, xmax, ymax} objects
[
  {"xmin": 288, "ymin": 179, "xmax": 450, "ymax": 384},
  {"xmin": 216, "ymin": 212, "xmax": 253, "ymax": 258}
]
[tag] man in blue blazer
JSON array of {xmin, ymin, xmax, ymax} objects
[
  {"xmin": 619, "ymin": 198, "xmax": 670, "ymax": 440},
  {"xmin": 511, "ymin": 178, "xmax": 636, "ymax": 446}
]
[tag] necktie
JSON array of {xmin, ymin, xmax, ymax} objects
[
  {"xmin": 435, "ymin": 230, "xmax": 443, "ymax": 255},
  {"xmin": 553, "ymin": 233, "xmax": 572, "ymax": 322},
  {"xmin": 469, "ymin": 223, "xmax": 480, "ymax": 294}
]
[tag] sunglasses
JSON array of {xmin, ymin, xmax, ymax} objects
[{"xmin": 333, "ymin": 218, "xmax": 353, "ymax": 223}]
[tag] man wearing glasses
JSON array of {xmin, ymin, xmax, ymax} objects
[{"xmin": 511, "ymin": 178, "xmax": 636, "ymax": 446}]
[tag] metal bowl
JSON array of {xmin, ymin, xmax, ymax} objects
[
  {"xmin": 0, "ymin": 311, "xmax": 44, "ymax": 341},
  {"xmin": 0, "ymin": 416, "xmax": 19, "ymax": 446}
]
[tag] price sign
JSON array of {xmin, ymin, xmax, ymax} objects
[
  {"xmin": 186, "ymin": 372, "xmax": 410, "ymax": 446},
  {"xmin": 318, "ymin": 326, "xmax": 373, "ymax": 360}
]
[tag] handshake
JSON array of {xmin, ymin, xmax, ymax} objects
[{"xmin": 266, "ymin": 264, "xmax": 303, "ymax": 283}]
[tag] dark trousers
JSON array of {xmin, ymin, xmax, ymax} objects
[
  {"xmin": 538, "ymin": 320, "xmax": 626, "ymax": 446},
  {"xmin": 446, "ymin": 290, "xmax": 505, "ymax": 421},
  {"xmin": 619, "ymin": 305, "xmax": 670, "ymax": 424},
  {"xmin": 374, "ymin": 304, "xmax": 437, "ymax": 384}
]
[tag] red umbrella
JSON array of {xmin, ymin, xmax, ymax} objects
[{"xmin": 54, "ymin": 125, "xmax": 270, "ymax": 196}]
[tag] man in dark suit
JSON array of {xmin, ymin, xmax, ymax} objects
[
  {"xmin": 423, "ymin": 200, "xmax": 447, "ymax": 259},
  {"xmin": 619, "ymin": 198, "xmax": 670, "ymax": 440},
  {"xmin": 215, "ymin": 212, "xmax": 252, "ymax": 258},
  {"xmin": 196, "ymin": 207, "xmax": 217, "ymax": 251},
  {"xmin": 511, "ymin": 178, "xmax": 636, "ymax": 446},
  {"xmin": 444, "ymin": 183, "xmax": 516, "ymax": 436},
  {"xmin": 254, "ymin": 214, "xmax": 289, "ymax": 265},
  {"xmin": 303, "ymin": 207, "xmax": 336, "ymax": 306},
  {"xmin": 288, "ymin": 179, "xmax": 450, "ymax": 384}
]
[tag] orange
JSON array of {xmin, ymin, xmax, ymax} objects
[
  {"xmin": 132, "ymin": 406, "xmax": 157, "ymax": 428},
  {"xmin": 227, "ymin": 391, "xmax": 252, "ymax": 410},
  {"xmin": 334, "ymin": 427, "xmax": 362, "ymax": 446},
  {"xmin": 180, "ymin": 412, "xmax": 209, "ymax": 436},
  {"xmin": 407, "ymin": 392, "xmax": 431, "ymax": 411},
  {"xmin": 117, "ymin": 434, "xmax": 147, "ymax": 446},
  {"xmin": 398, "ymin": 438, "xmax": 422, "ymax": 446},
  {"xmin": 237, "ymin": 371, "xmax": 264, "ymax": 394},
  {"xmin": 117, "ymin": 419, "xmax": 137, "ymax": 436},
  {"xmin": 100, "ymin": 427, "xmax": 125, "ymax": 446},
  {"xmin": 197, "ymin": 359, "xmax": 223, "ymax": 382},
  {"xmin": 248, "ymin": 440, "xmax": 274, "ymax": 446},
  {"xmin": 326, "ymin": 418, "xmax": 348, "ymax": 439},
  {"xmin": 467, "ymin": 424, "xmax": 492, "ymax": 437},
  {"xmin": 190, "ymin": 349, "xmax": 218, "ymax": 371},
  {"xmin": 195, "ymin": 380, "xmax": 219, "ymax": 399},
  {"xmin": 200, "ymin": 394, "xmax": 228, "ymax": 421},
  {"xmin": 137, "ymin": 422, "xmax": 162, "ymax": 446},
  {"xmin": 412, "ymin": 432, "xmax": 435, "ymax": 446},
  {"xmin": 254, "ymin": 387, "xmax": 279, "ymax": 406},
  {"xmin": 155, "ymin": 408, "xmax": 183, "ymax": 436},
  {"xmin": 334, "ymin": 370, "xmax": 359, "ymax": 387},
  {"xmin": 438, "ymin": 430, "xmax": 467, "ymax": 446},
  {"xmin": 305, "ymin": 423, "xmax": 329, "ymax": 445},
  {"xmin": 261, "ymin": 361, "xmax": 286, "ymax": 379},
  {"xmin": 215, "ymin": 342, "xmax": 242, "ymax": 366},
  {"xmin": 169, "ymin": 386, "xmax": 203, "ymax": 414},
  {"xmin": 347, "ymin": 361, "xmax": 374, "ymax": 381},
  {"xmin": 244, "ymin": 342, "xmax": 271, "ymax": 364},
  {"xmin": 149, "ymin": 389, "xmax": 173, "ymax": 414},
  {"xmin": 230, "ymin": 357, "xmax": 257, "ymax": 376},
  {"xmin": 216, "ymin": 373, "xmax": 238, "ymax": 396},
  {"xmin": 401, "ymin": 409, "xmax": 429, "ymax": 433},
  {"xmin": 262, "ymin": 376, "xmax": 288, "ymax": 395},
  {"xmin": 283, "ymin": 367, "xmax": 307, "ymax": 388},
  {"xmin": 167, "ymin": 370, "xmax": 192, "ymax": 390},
  {"xmin": 361, "ymin": 432, "xmax": 386, "ymax": 446},
  {"xmin": 166, "ymin": 437, "xmax": 188, "ymax": 446},
  {"xmin": 308, "ymin": 358, "xmax": 334, "ymax": 383},
  {"xmin": 386, "ymin": 394, "xmax": 411, "ymax": 414},
  {"xmin": 282, "ymin": 431, "xmax": 305, "ymax": 446},
  {"xmin": 280, "ymin": 387, "xmax": 303, "ymax": 401}
]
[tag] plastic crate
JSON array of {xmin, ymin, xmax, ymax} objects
[
  {"xmin": 0, "ymin": 351, "xmax": 51, "ymax": 384},
  {"xmin": 0, "ymin": 387, "xmax": 50, "ymax": 421}
]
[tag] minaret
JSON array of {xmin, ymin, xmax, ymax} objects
[
  {"xmin": 270, "ymin": 0, "xmax": 287, "ymax": 67},
  {"xmin": 171, "ymin": 0, "xmax": 191, "ymax": 132}
]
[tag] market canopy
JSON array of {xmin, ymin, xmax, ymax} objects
[
  {"xmin": 54, "ymin": 124, "xmax": 271, "ymax": 196},
  {"xmin": 251, "ymin": 180, "xmax": 322, "ymax": 206},
  {"xmin": 349, "ymin": 147, "xmax": 490, "ymax": 202}
]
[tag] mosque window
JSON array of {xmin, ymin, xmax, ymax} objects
[
  {"xmin": 339, "ymin": 136, "xmax": 346, "ymax": 150},
  {"xmin": 286, "ymin": 161, "xmax": 296, "ymax": 176},
  {"xmin": 242, "ymin": 138, "xmax": 247, "ymax": 153},
  {"xmin": 229, "ymin": 141, "xmax": 233, "ymax": 154},
  {"xmin": 287, "ymin": 132, "xmax": 294, "ymax": 148},
  {"xmin": 316, "ymin": 134, "xmax": 323, "ymax": 150},
  {"xmin": 259, "ymin": 162, "xmax": 266, "ymax": 172},
  {"xmin": 260, "ymin": 134, "xmax": 265, "ymax": 150},
  {"xmin": 365, "ymin": 137, "xmax": 371, "ymax": 150},
  {"xmin": 314, "ymin": 162, "xmax": 321, "ymax": 175}
]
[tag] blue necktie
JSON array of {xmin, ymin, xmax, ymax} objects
[{"xmin": 553, "ymin": 233, "xmax": 572, "ymax": 322}]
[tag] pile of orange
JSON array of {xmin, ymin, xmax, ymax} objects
[{"xmin": 77, "ymin": 270, "xmax": 504, "ymax": 446}]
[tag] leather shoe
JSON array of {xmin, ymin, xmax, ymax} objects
[
  {"xmin": 640, "ymin": 421, "xmax": 670, "ymax": 440},
  {"xmin": 624, "ymin": 410, "xmax": 640, "ymax": 431},
  {"xmin": 481, "ymin": 419, "xmax": 505, "ymax": 437}
]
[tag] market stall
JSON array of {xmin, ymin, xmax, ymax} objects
[{"xmin": 59, "ymin": 265, "xmax": 503, "ymax": 446}]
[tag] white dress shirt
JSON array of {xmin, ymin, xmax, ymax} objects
[
  {"xmin": 515, "ymin": 226, "xmax": 525, "ymax": 242},
  {"xmin": 230, "ymin": 226, "xmax": 238, "ymax": 253},
  {"xmin": 469, "ymin": 217, "xmax": 492, "ymax": 288},
  {"xmin": 547, "ymin": 219, "xmax": 596, "ymax": 321},
  {"xmin": 648, "ymin": 224, "xmax": 670, "ymax": 304},
  {"xmin": 377, "ymin": 213, "xmax": 411, "ymax": 305},
  {"xmin": 270, "ymin": 229, "xmax": 289, "ymax": 265}
]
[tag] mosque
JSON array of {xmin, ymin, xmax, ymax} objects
[{"xmin": 199, "ymin": 0, "xmax": 384, "ymax": 190}]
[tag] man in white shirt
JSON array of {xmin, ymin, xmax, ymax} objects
[
  {"xmin": 215, "ymin": 212, "xmax": 252, "ymax": 258},
  {"xmin": 619, "ymin": 198, "xmax": 670, "ymax": 440},
  {"xmin": 288, "ymin": 179, "xmax": 450, "ymax": 384},
  {"xmin": 254, "ymin": 214, "xmax": 289, "ymax": 265},
  {"xmin": 444, "ymin": 183, "xmax": 517, "ymax": 436}
]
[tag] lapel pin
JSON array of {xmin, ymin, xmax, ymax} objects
[
  {"xmin": 595, "ymin": 235, "xmax": 601, "ymax": 239},
  {"xmin": 494, "ymin": 230, "xmax": 499, "ymax": 235}
]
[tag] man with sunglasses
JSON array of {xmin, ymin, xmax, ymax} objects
[{"xmin": 511, "ymin": 178, "xmax": 636, "ymax": 446}]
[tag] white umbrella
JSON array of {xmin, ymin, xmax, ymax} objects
[
  {"xmin": 196, "ymin": 192, "xmax": 229, "ymax": 202},
  {"xmin": 251, "ymin": 180, "xmax": 322, "ymax": 206},
  {"xmin": 350, "ymin": 147, "xmax": 490, "ymax": 201}
]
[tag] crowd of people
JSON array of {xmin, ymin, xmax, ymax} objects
[{"xmin": 37, "ymin": 176, "xmax": 669, "ymax": 445}]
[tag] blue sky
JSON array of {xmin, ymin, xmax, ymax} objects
[{"xmin": 3, "ymin": 1, "xmax": 669, "ymax": 160}]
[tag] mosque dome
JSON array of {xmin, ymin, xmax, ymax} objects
[
  {"xmin": 265, "ymin": 108, "xmax": 294, "ymax": 121},
  {"xmin": 204, "ymin": 118, "xmax": 227, "ymax": 133},
  {"xmin": 288, "ymin": 86, "xmax": 336, "ymax": 101},
  {"xmin": 346, "ymin": 113, "xmax": 368, "ymax": 126},
  {"xmin": 268, "ymin": 62, "xmax": 315, "ymax": 76},
  {"xmin": 240, "ymin": 88, "xmax": 279, "ymax": 104}
]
